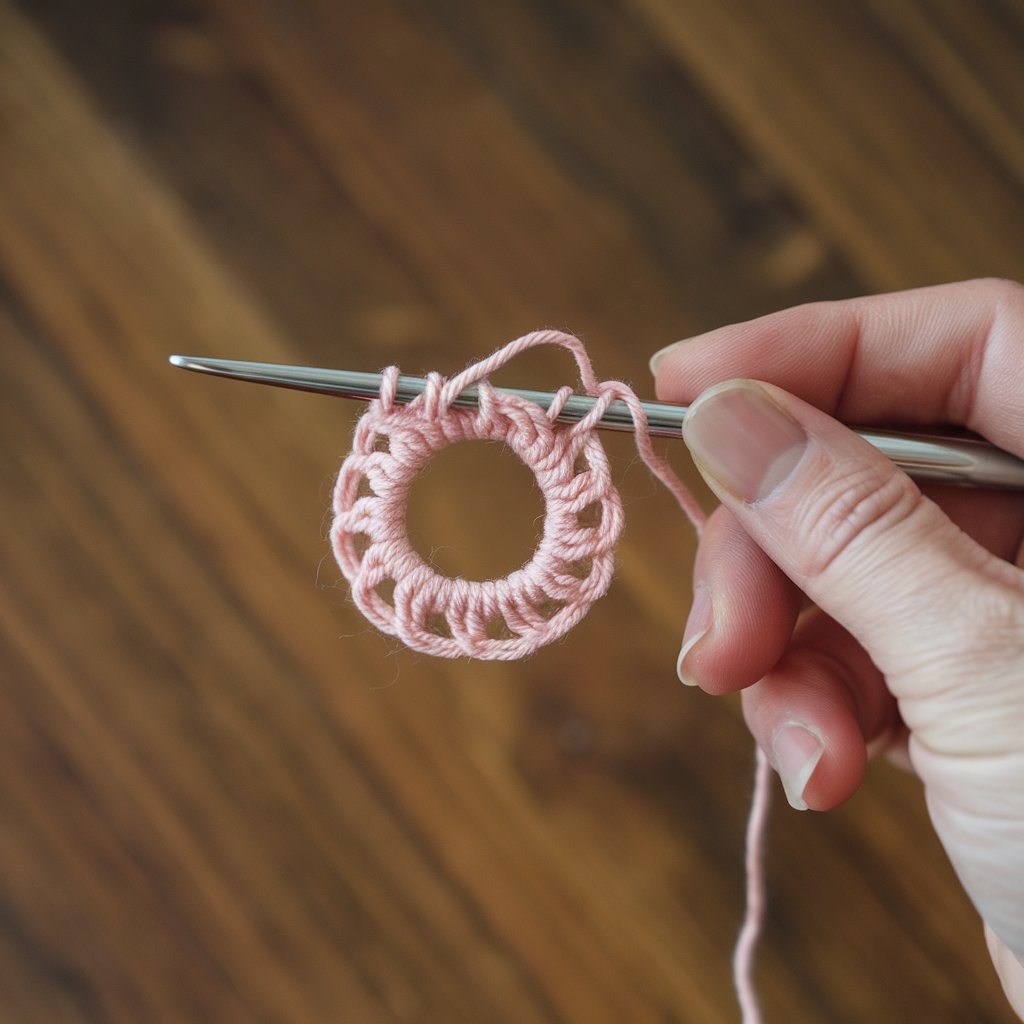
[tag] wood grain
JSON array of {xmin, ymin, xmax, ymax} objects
[{"xmin": 1, "ymin": 1, "xmax": 1021, "ymax": 1020}]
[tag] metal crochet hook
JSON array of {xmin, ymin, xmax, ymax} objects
[{"xmin": 168, "ymin": 354, "xmax": 1024, "ymax": 491}]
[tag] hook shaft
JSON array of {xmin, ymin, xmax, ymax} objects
[{"xmin": 168, "ymin": 354, "xmax": 1024, "ymax": 490}]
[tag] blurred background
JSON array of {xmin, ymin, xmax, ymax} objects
[{"xmin": 2, "ymin": 1, "xmax": 1023, "ymax": 1021}]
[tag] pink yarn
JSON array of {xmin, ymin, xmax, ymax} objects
[
  {"xmin": 331, "ymin": 329, "xmax": 771, "ymax": 1018},
  {"xmin": 332, "ymin": 329, "xmax": 704, "ymax": 659},
  {"xmin": 735, "ymin": 746, "xmax": 772, "ymax": 1023}
]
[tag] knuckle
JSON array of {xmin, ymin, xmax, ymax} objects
[{"xmin": 795, "ymin": 463, "xmax": 923, "ymax": 583}]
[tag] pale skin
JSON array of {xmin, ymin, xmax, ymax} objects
[{"xmin": 651, "ymin": 278, "xmax": 1024, "ymax": 1017}]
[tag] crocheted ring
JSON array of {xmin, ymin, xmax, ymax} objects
[
  {"xmin": 331, "ymin": 330, "xmax": 706, "ymax": 659},
  {"xmin": 332, "ymin": 336, "xmax": 627, "ymax": 659}
]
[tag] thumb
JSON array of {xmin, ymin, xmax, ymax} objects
[
  {"xmin": 682, "ymin": 379, "xmax": 1024, "ymax": 958},
  {"xmin": 681, "ymin": 379, "xmax": 998, "ymax": 678}
]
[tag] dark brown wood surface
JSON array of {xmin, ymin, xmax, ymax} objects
[{"xmin": 2, "ymin": 1, "xmax": 1023, "ymax": 1020}]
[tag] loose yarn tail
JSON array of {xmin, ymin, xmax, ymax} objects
[
  {"xmin": 612, "ymin": 362, "xmax": 770, "ymax": 1022},
  {"xmin": 733, "ymin": 746, "xmax": 772, "ymax": 1023}
]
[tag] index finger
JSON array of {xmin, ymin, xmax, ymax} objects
[{"xmin": 652, "ymin": 278, "xmax": 1024, "ymax": 455}]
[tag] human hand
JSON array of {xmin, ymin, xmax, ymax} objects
[{"xmin": 650, "ymin": 279, "xmax": 1024, "ymax": 1016}]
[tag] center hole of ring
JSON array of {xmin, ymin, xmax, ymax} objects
[{"xmin": 406, "ymin": 440, "xmax": 545, "ymax": 581}]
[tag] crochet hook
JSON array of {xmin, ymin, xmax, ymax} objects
[{"xmin": 168, "ymin": 354, "xmax": 1024, "ymax": 491}]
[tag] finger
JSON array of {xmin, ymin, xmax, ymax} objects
[
  {"xmin": 741, "ymin": 611, "xmax": 897, "ymax": 811},
  {"xmin": 679, "ymin": 505, "xmax": 801, "ymax": 693},
  {"xmin": 653, "ymin": 278, "xmax": 1024, "ymax": 453},
  {"xmin": 680, "ymin": 379, "xmax": 1006, "ymax": 680}
]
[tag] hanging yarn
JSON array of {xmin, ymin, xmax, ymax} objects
[{"xmin": 330, "ymin": 329, "xmax": 771, "ymax": 1022}]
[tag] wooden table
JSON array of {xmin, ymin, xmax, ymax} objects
[{"xmin": 2, "ymin": 2, "xmax": 1023, "ymax": 1020}]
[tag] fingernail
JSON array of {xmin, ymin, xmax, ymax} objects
[
  {"xmin": 771, "ymin": 722, "xmax": 824, "ymax": 811},
  {"xmin": 683, "ymin": 381, "xmax": 807, "ymax": 502},
  {"xmin": 648, "ymin": 339, "xmax": 685, "ymax": 375},
  {"xmin": 677, "ymin": 584, "xmax": 712, "ymax": 686}
]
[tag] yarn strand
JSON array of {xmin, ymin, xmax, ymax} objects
[
  {"xmin": 331, "ymin": 330, "xmax": 770, "ymax": 1022},
  {"xmin": 734, "ymin": 746, "xmax": 773, "ymax": 1023}
]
